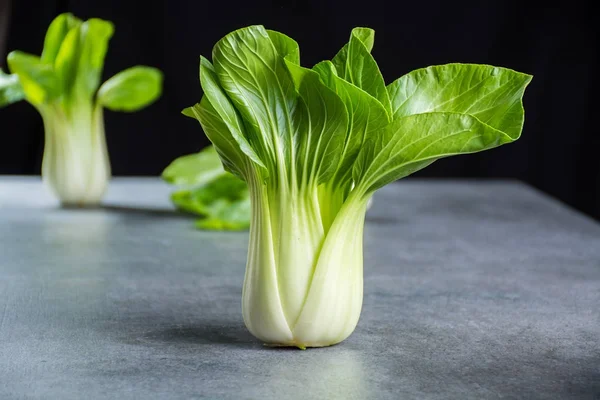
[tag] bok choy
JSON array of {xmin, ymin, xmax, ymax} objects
[
  {"xmin": 0, "ymin": 13, "xmax": 162, "ymax": 206},
  {"xmin": 185, "ymin": 25, "xmax": 531, "ymax": 348}
]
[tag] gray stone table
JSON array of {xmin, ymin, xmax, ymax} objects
[{"xmin": 0, "ymin": 177, "xmax": 599, "ymax": 400}]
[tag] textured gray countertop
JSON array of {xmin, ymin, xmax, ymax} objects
[{"xmin": 0, "ymin": 177, "xmax": 599, "ymax": 400}]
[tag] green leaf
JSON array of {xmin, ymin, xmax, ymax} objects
[
  {"xmin": 195, "ymin": 214, "xmax": 249, "ymax": 231},
  {"xmin": 161, "ymin": 145, "xmax": 226, "ymax": 186},
  {"xmin": 186, "ymin": 100, "xmax": 248, "ymax": 181},
  {"xmin": 331, "ymin": 27, "xmax": 374, "ymax": 76},
  {"xmin": 41, "ymin": 13, "xmax": 81, "ymax": 65},
  {"xmin": 182, "ymin": 106, "xmax": 195, "ymax": 119},
  {"xmin": 354, "ymin": 112, "xmax": 518, "ymax": 194},
  {"xmin": 331, "ymin": 45, "xmax": 348, "ymax": 76},
  {"xmin": 0, "ymin": 69, "xmax": 25, "ymax": 107},
  {"xmin": 211, "ymin": 25, "xmax": 297, "ymax": 178},
  {"xmin": 387, "ymin": 63, "xmax": 533, "ymax": 139},
  {"xmin": 344, "ymin": 29, "xmax": 391, "ymax": 115},
  {"xmin": 313, "ymin": 60, "xmax": 388, "ymax": 188},
  {"xmin": 198, "ymin": 57, "xmax": 265, "ymax": 178},
  {"xmin": 97, "ymin": 66, "xmax": 163, "ymax": 112},
  {"xmin": 56, "ymin": 18, "xmax": 114, "ymax": 101},
  {"xmin": 170, "ymin": 171, "xmax": 251, "ymax": 231},
  {"xmin": 162, "ymin": 144, "xmax": 252, "ymax": 231},
  {"xmin": 267, "ymin": 30, "xmax": 300, "ymax": 64},
  {"xmin": 183, "ymin": 26, "xmax": 531, "ymax": 231},
  {"xmin": 352, "ymin": 63, "xmax": 532, "ymax": 194},
  {"xmin": 53, "ymin": 24, "xmax": 81, "ymax": 96},
  {"xmin": 352, "ymin": 28, "xmax": 375, "ymax": 53},
  {"xmin": 330, "ymin": 28, "xmax": 391, "ymax": 117},
  {"xmin": 7, "ymin": 51, "xmax": 61, "ymax": 106},
  {"xmin": 284, "ymin": 61, "xmax": 348, "ymax": 185},
  {"xmin": 76, "ymin": 19, "xmax": 114, "ymax": 97}
]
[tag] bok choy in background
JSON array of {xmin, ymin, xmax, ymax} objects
[
  {"xmin": 0, "ymin": 13, "xmax": 162, "ymax": 206},
  {"xmin": 184, "ymin": 25, "xmax": 532, "ymax": 348}
]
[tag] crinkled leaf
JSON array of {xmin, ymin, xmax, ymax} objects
[
  {"xmin": 211, "ymin": 25, "xmax": 297, "ymax": 178},
  {"xmin": 185, "ymin": 26, "xmax": 531, "ymax": 219},
  {"xmin": 201, "ymin": 26, "xmax": 355, "ymax": 188},
  {"xmin": 197, "ymin": 57, "xmax": 265, "ymax": 178},
  {"xmin": 97, "ymin": 66, "xmax": 162, "ymax": 112}
]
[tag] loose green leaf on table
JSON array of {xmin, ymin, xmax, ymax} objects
[{"xmin": 162, "ymin": 145, "xmax": 251, "ymax": 231}]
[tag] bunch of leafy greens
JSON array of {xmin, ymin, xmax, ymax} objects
[
  {"xmin": 162, "ymin": 145, "xmax": 251, "ymax": 230},
  {"xmin": 184, "ymin": 25, "xmax": 531, "ymax": 349},
  {"xmin": 0, "ymin": 13, "xmax": 162, "ymax": 206}
]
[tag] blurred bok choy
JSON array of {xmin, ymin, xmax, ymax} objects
[{"xmin": 0, "ymin": 13, "xmax": 162, "ymax": 206}]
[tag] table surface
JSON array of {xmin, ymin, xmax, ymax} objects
[{"xmin": 0, "ymin": 177, "xmax": 599, "ymax": 400}]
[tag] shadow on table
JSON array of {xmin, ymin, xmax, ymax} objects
[
  {"xmin": 100, "ymin": 204, "xmax": 190, "ymax": 219},
  {"xmin": 135, "ymin": 322, "xmax": 343, "ymax": 351},
  {"xmin": 100, "ymin": 202, "xmax": 406, "ymax": 226},
  {"xmin": 103, "ymin": 204, "xmax": 409, "ymax": 230},
  {"xmin": 136, "ymin": 323, "xmax": 262, "ymax": 349}
]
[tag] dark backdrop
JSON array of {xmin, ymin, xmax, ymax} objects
[{"xmin": 1, "ymin": 0, "xmax": 598, "ymax": 220}]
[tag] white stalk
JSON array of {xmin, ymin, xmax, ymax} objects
[
  {"xmin": 242, "ymin": 172, "xmax": 368, "ymax": 348},
  {"xmin": 40, "ymin": 104, "xmax": 110, "ymax": 207},
  {"xmin": 291, "ymin": 199, "xmax": 367, "ymax": 346}
]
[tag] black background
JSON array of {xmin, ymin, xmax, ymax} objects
[{"xmin": 1, "ymin": 0, "xmax": 598, "ymax": 219}]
